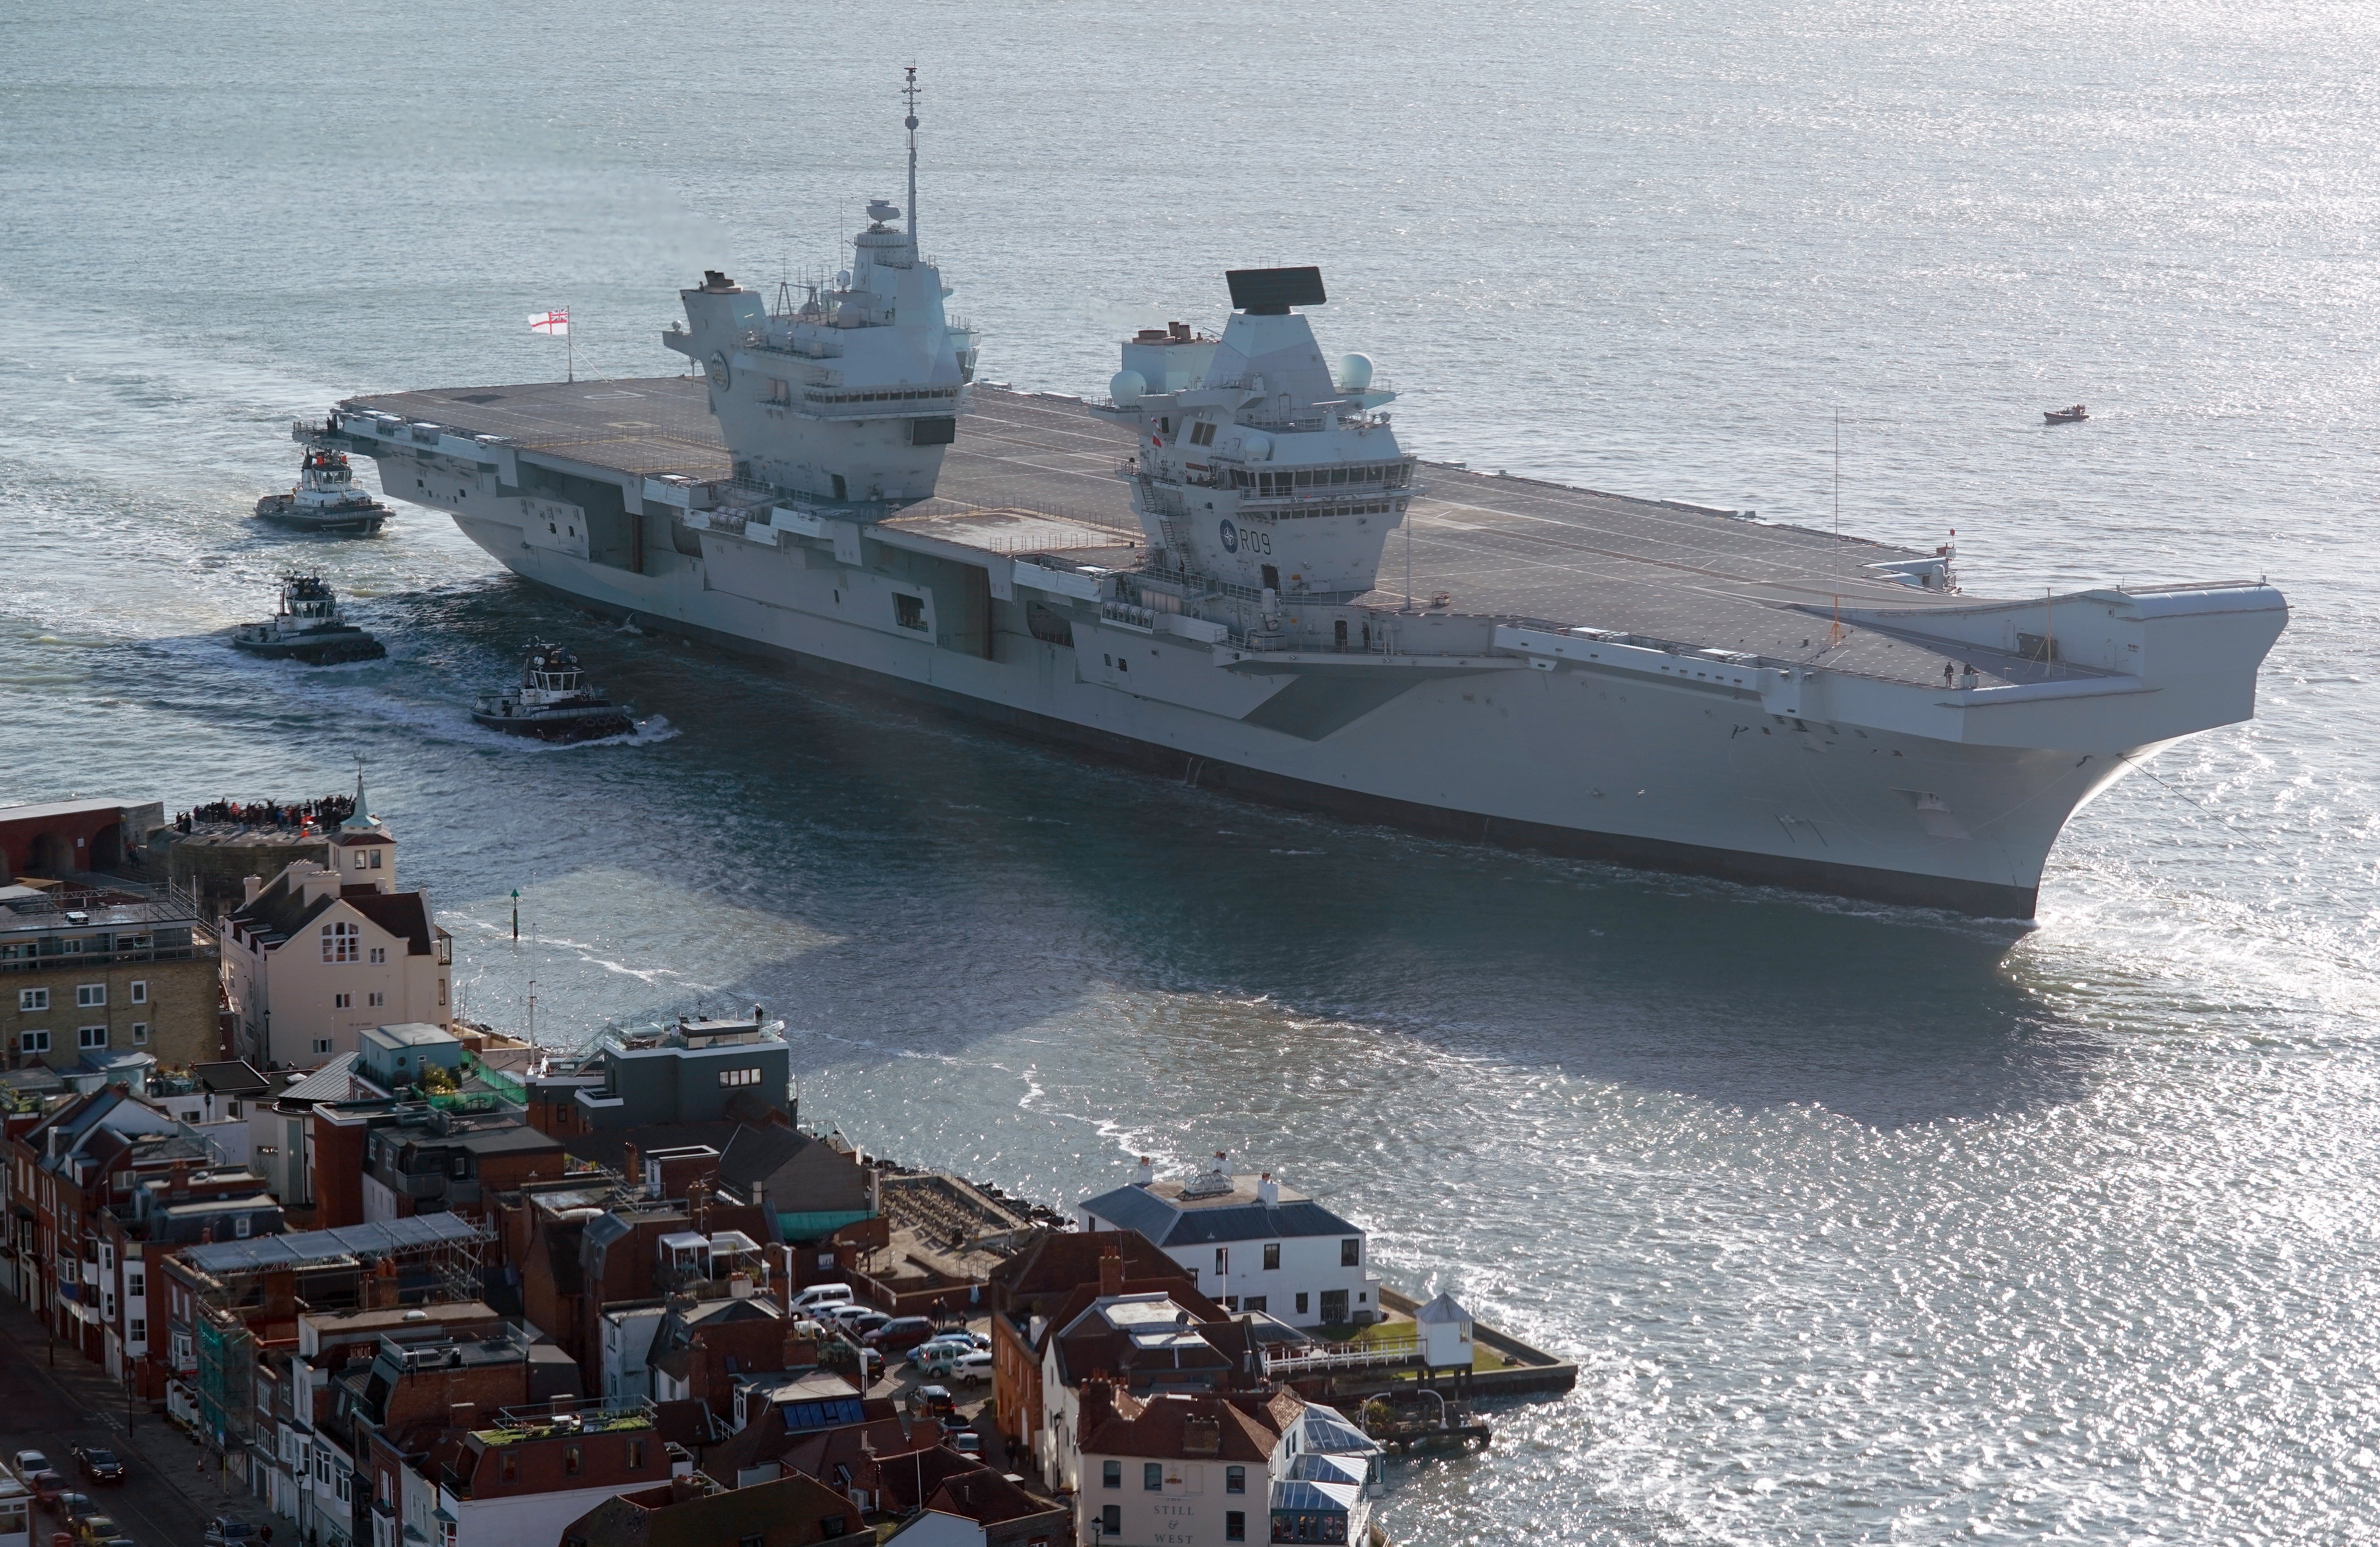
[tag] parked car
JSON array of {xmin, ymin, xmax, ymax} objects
[
  {"xmin": 826, "ymin": 1305, "xmax": 890, "ymax": 1336},
  {"xmin": 54, "ymin": 1492, "xmax": 99, "ymax": 1525},
  {"xmin": 863, "ymin": 1316, "xmax": 940, "ymax": 1353},
  {"xmin": 790, "ymin": 1283, "xmax": 854, "ymax": 1312},
  {"xmin": 909, "ymin": 1384, "xmax": 956, "ymax": 1419},
  {"xmin": 203, "ymin": 1518, "xmax": 258, "ymax": 1547},
  {"xmin": 924, "ymin": 1349, "xmax": 993, "ymax": 1386},
  {"xmin": 950, "ymin": 1431, "xmax": 984, "ymax": 1458},
  {"xmin": 73, "ymin": 1514, "xmax": 120, "ymax": 1547},
  {"xmin": 908, "ymin": 1333, "xmax": 977, "ymax": 1368},
  {"xmin": 70, "ymin": 1447, "xmax": 125, "ymax": 1486},
  {"xmin": 26, "ymin": 1470, "xmax": 65, "ymax": 1508},
  {"xmin": 11, "ymin": 1450, "xmax": 49, "ymax": 1477}
]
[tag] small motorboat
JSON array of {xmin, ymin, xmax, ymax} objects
[
  {"xmin": 230, "ymin": 574, "xmax": 387, "ymax": 664},
  {"xmin": 472, "ymin": 642, "xmax": 635, "ymax": 741},
  {"xmin": 2044, "ymin": 404, "xmax": 2090, "ymax": 424},
  {"xmin": 255, "ymin": 449, "xmax": 390, "ymax": 534}
]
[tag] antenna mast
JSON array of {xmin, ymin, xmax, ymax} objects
[{"xmin": 903, "ymin": 65, "xmax": 920, "ymax": 256}]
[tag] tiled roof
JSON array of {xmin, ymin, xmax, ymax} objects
[
  {"xmin": 346, "ymin": 891, "xmax": 436, "ymax": 955},
  {"xmin": 1079, "ymin": 1183, "xmax": 1360, "ymax": 1247},
  {"xmin": 1079, "ymin": 1390, "xmax": 1301, "ymax": 1463}
]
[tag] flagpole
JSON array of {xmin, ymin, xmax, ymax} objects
[{"xmin": 568, "ymin": 311, "xmax": 575, "ymax": 383}]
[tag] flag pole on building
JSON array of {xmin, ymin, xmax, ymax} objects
[{"xmin": 529, "ymin": 307, "xmax": 572, "ymax": 381}]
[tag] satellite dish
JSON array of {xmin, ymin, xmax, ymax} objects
[
  {"xmin": 1338, "ymin": 353, "xmax": 1375, "ymax": 392},
  {"xmin": 1240, "ymin": 431, "xmax": 1273, "ymax": 462},
  {"xmin": 1109, "ymin": 369, "xmax": 1146, "ymax": 407}
]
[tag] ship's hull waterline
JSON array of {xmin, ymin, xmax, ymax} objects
[{"xmin": 448, "ymin": 510, "xmax": 2136, "ymax": 919}]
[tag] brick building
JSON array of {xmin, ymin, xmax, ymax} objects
[{"xmin": 2, "ymin": 880, "xmax": 221, "ymax": 1074}]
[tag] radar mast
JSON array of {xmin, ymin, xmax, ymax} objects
[{"xmin": 903, "ymin": 65, "xmax": 920, "ymax": 257}]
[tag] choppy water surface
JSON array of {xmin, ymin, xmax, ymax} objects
[{"xmin": 5, "ymin": 0, "xmax": 2378, "ymax": 1539}]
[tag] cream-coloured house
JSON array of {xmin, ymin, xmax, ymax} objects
[{"xmin": 219, "ymin": 782, "xmax": 450, "ymax": 1068}]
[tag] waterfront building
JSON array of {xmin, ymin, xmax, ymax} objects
[
  {"xmin": 0, "ymin": 876, "xmax": 221, "ymax": 1074},
  {"xmin": 1077, "ymin": 1155, "xmax": 1377, "ymax": 1328},
  {"xmin": 986, "ymin": 1228, "xmax": 1200, "ymax": 1464},
  {"xmin": 1071, "ymin": 1384, "xmax": 1308, "ymax": 1547},
  {"xmin": 1032, "ymin": 1280, "xmax": 1258, "ymax": 1495},
  {"xmin": 525, "ymin": 1012, "xmax": 791, "ymax": 1134},
  {"xmin": 219, "ymin": 788, "xmax": 451, "ymax": 1068},
  {"xmin": 0, "ymin": 798, "xmax": 161, "ymax": 883}
]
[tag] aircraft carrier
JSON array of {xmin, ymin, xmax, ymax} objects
[{"xmin": 300, "ymin": 82, "xmax": 2287, "ymax": 918}]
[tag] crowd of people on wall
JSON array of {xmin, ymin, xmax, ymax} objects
[{"xmin": 174, "ymin": 793, "xmax": 355, "ymax": 832}]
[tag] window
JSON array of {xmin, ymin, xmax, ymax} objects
[
  {"xmin": 563, "ymin": 1446, "xmax": 582, "ymax": 1475},
  {"xmin": 1226, "ymin": 1466, "xmax": 1246, "ymax": 1494},
  {"xmin": 894, "ymin": 594, "xmax": 927, "ymax": 631},
  {"xmin": 1244, "ymin": 1296, "xmax": 1266, "ymax": 1313},
  {"xmin": 234, "ymin": 1215, "xmax": 252, "ymax": 1239},
  {"xmin": 1144, "ymin": 1462, "xmax": 1163, "ymax": 1492},
  {"xmin": 367, "ymin": 992, "xmax": 384, "ymax": 1008},
  {"xmin": 625, "ymin": 1439, "xmax": 644, "ymax": 1470},
  {"xmin": 19, "ymin": 1031, "xmax": 47, "ymax": 1054},
  {"xmin": 1295, "ymin": 1292, "xmax": 1308, "ymax": 1316},
  {"xmin": 129, "ymin": 1318, "xmax": 145, "ymax": 1343},
  {"xmin": 130, "ymin": 1023, "xmax": 147, "ymax": 1045},
  {"xmin": 1215, "ymin": 1247, "xmax": 1228, "ymax": 1277},
  {"xmin": 438, "ymin": 980, "xmax": 447, "ymax": 1006},
  {"xmin": 77, "ymin": 984, "xmax": 105, "ymax": 1007},
  {"xmin": 500, "ymin": 1454, "xmax": 517, "ymax": 1483},
  {"xmin": 718, "ymin": 1066, "xmax": 762, "ymax": 1088},
  {"xmin": 1102, "ymin": 1461, "xmax": 1120, "ymax": 1490},
  {"xmin": 313, "ymin": 1039, "xmax": 332, "ymax": 1056},
  {"xmin": 16, "ymin": 989, "xmax": 45, "ymax": 1012},
  {"xmin": 370, "ymin": 849, "xmax": 382, "ymax": 869},
  {"xmin": 354, "ymin": 851, "xmax": 367, "ymax": 870},
  {"xmin": 1227, "ymin": 1510, "xmax": 1247, "ymax": 1541},
  {"xmin": 333, "ymin": 993, "xmax": 351, "ymax": 1009},
  {"xmin": 126, "ymin": 1270, "xmax": 143, "ymax": 1298},
  {"xmin": 128, "ymin": 981, "xmax": 146, "ymax": 1005},
  {"xmin": 322, "ymin": 922, "xmax": 358, "ymax": 962},
  {"xmin": 820, "ymin": 1521, "xmax": 847, "ymax": 1541},
  {"xmin": 1341, "ymin": 1238, "xmax": 1361, "ymax": 1267},
  {"xmin": 1100, "ymin": 1506, "xmax": 1121, "ymax": 1536},
  {"xmin": 369, "ymin": 947, "xmax": 386, "ymax": 964},
  {"xmin": 79, "ymin": 1026, "xmax": 108, "ymax": 1050},
  {"xmin": 1263, "ymin": 1242, "xmax": 1281, "ymax": 1270},
  {"xmin": 1188, "ymin": 420, "xmax": 1217, "ymax": 447}
]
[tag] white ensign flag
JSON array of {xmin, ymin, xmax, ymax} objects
[{"xmin": 528, "ymin": 309, "xmax": 570, "ymax": 336}]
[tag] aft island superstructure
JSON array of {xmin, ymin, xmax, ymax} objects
[{"xmin": 302, "ymin": 77, "xmax": 2287, "ymax": 917}]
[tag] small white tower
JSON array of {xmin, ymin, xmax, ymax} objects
[{"xmin": 1415, "ymin": 1290, "xmax": 1474, "ymax": 1370}]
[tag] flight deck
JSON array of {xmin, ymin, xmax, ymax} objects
[{"xmin": 346, "ymin": 378, "xmax": 2065, "ymax": 690}]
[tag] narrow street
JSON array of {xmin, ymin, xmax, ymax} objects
[{"xmin": 0, "ymin": 1301, "xmax": 223, "ymax": 1547}]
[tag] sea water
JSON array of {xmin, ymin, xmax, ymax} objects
[{"xmin": 3, "ymin": 0, "xmax": 2377, "ymax": 1539}]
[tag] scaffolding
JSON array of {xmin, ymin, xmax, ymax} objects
[{"xmin": 177, "ymin": 1214, "xmax": 489, "ymax": 1453}]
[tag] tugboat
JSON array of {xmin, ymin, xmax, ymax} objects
[
  {"xmin": 471, "ymin": 642, "xmax": 634, "ymax": 741},
  {"xmin": 2044, "ymin": 404, "xmax": 2090, "ymax": 423},
  {"xmin": 230, "ymin": 574, "xmax": 387, "ymax": 664},
  {"xmin": 254, "ymin": 449, "xmax": 390, "ymax": 534}
]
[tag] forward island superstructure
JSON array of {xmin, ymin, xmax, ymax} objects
[{"xmin": 300, "ymin": 76, "xmax": 2287, "ymax": 917}]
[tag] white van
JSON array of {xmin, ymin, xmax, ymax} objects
[{"xmin": 791, "ymin": 1283, "xmax": 855, "ymax": 1312}]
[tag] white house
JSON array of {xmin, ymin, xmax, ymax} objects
[
  {"xmin": 1077, "ymin": 1154, "xmax": 1378, "ymax": 1328},
  {"xmin": 219, "ymin": 781, "xmax": 450, "ymax": 1068},
  {"xmin": 1070, "ymin": 1385, "xmax": 1383, "ymax": 1547}
]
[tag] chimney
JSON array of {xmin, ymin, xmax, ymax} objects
[
  {"xmin": 169, "ymin": 1160, "xmax": 191, "ymax": 1198},
  {"xmin": 1079, "ymin": 1378, "xmax": 1115, "ymax": 1431},
  {"xmin": 1257, "ymin": 1173, "xmax": 1279, "ymax": 1206},
  {"xmin": 243, "ymin": 874, "xmax": 264, "ymax": 904},
  {"xmin": 688, "ymin": 1179, "xmax": 711, "ymax": 1236},
  {"xmin": 1098, "ymin": 1247, "xmax": 1124, "ymax": 1299},
  {"xmin": 1133, "ymin": 1156, "xmax": 1153, "ymax": 1187},
  {"xmin": 686, "ymin": 1332, "xmax": 713, "ymax": 1414}
]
